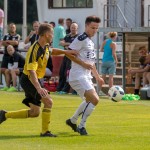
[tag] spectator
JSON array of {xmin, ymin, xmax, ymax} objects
[
  {"xmin": 56, "ymin": 22, "xmax": 78, "ymax": 94},
  {"xmin": 0, "ymin": 23, "xmax": 20, "ymax": 82},
  {"xmin": 99, "ymin": 32, "xmax": 118, "ymax": 95},
  {"xmin": 65, "ymin": 18, "xmax": 72, "ymax": 34},
  {"xmin": 52, "ymin": 18, "xmax": 66, "ymax": 49},
  {"xmin": 0, "ymin": 8, "xmax": 4, "ymax": 42},
  {"xmin": 24, "ymin": 21, "xmax": 40, "ymax": 45},
  {"xmin": 0, "ymin": 45, "xmax": 25, "ymax": 92},
  {"xmin": 128, "ymin": 46, "xmax": 148, "ymax": 95},
  {"xmin": 128, "ymin": 55, "xmax": 150, "ymax": 95}
]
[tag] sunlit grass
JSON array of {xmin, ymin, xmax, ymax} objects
[{"xmin": 0, "ymin": 91, "xmax": 150, "ymax": 150}]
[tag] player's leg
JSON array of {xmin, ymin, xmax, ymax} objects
[
  {"xmin": 67, "ymin": 78, "xmax": 98, "ymax": 135},
  {"xmin": 77, "ymin": 89, "xmax": 99, "ymax": 135},
  {"xmin": 40, "ymin": 95, "xmax": 56, "ymax": 137},
  {"xmin": 66, "ymin": 80, "xmax": 91, "ymax": 132}
]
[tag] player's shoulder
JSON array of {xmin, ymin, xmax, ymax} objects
[{"xmin": 77, "ymin": 32, "xmax": 88, "ymax": 41}]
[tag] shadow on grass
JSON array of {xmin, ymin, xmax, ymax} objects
[
  {"xmin": 0, "ymin": 132, "xmax": 83, "ymax": 140},
  {"xmin": 0, "ymin": 135, "xmax": 39, "ymax": 140}
]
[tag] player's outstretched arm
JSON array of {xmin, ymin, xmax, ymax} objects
[{"xmin": 51, "ymin": 48, "xmax": 78, "ymax": 56}]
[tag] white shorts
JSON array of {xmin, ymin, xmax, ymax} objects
[{"xmin": 69, "ymin": 77, "xmax": 94, "ymax": 99}]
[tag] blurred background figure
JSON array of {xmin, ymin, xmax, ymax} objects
[
  {"xmin": 99, "ymin": 32, "xmax": 118, "ymax": 95},
  {"xmin": 56, "ymin": 22, "xmax": 78, "ymax": 94},
  {"xmin": 52, "ymin": 18, "xmax": 66, "ymax": 49},
  {"xmin": 24, "ymin": 21, "xmax": 40, "ymax": 45},
  {"xmin": 49, "ymin": 21, "xmax": 55, "ymax": 28},
  {"xmin": 65, "ymin": 18, "xmax": 72, "ymax": 34},
  {"xmin": 0, "ymin": 8, "xmax": 4, "ymax": 44},
  {"xmin": 0, "ymin": 45, "xmax": 25, "ymax": 92}
]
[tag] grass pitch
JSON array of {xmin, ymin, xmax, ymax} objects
[{"xmin": 0, "ymin": 91, "xmax": 150, "ymax": 150}]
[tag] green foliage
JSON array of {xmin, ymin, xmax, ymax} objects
[{"xmin": 0, "ymin": 92, "xmax": 150, "ymax": 150}]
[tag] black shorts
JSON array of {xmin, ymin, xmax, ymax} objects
[
  {"xmin": 1, "ymin": 55, "xmax": 10, "ymax": 68},
  {"xmin": 20, "ymin": 73, "xmax": 42, "ymax": 107}
]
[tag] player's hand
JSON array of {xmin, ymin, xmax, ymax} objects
[
  {"xmin": 37, "ymin": 87, "xmax": 48, "ymax": 98},
  {"xmin": 97, "ymin": 76, "xmax": 104, "ymax": 86}
]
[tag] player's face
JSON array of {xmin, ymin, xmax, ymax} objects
[
  {"xmin": 45, "ymin": 30, "xmax": 54, "ymax": 43},
  {"xmin": 85, "ymin": 22, "xmax": 99, "ymax": 37}
]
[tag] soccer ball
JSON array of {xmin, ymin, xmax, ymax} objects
[{"xmin": 108, "ymin": 86, "xmax": 125, "ymax": 102}]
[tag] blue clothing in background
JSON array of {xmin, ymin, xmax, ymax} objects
[{"xmin": 102, "ymin": 39, "xmax": 114, "ymax": 62}]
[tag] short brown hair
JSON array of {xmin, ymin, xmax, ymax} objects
[
  {"xmin": 85, "ymin": 16, "xmax": 101, "ymax": 24},
  {"xmin": 138, "ymin": 46, "xmax": 146, "ymax": 51},
  {"xmin": 38, "ymin": 23, "xmax": 53, "ymax": 36}
]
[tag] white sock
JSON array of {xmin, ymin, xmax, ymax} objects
[
  {"xmin": 78, "ymin": 102, "xmax": 95, "ymax": 128},
  {"xmin": 70, "ymin": 101, "xmax": 87, "ymax": 124}
]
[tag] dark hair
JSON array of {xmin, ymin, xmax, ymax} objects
[
  {"xmin": 49, "ymin": 21, "xmax": 55, "ymax": 27},
  {"xmin": 32, "ymin": 21, "xmax": 39, "ymax": 25},
  {"xmin": 85, "ymin": 16, "xmax": 101, "ymax": 24},
  {"xmin": 66, "ymin": 18, "xmax": 72, "ymax": 22},
  {"xmin": 38, "ymin": 23, "xmax": 53, "ymax": 36},
  {"xmin": 58, "ymin": 18, "xmax": 64, "ymax": 24},
  {"xmin": 139, "ymin": 56, "xmax": 146, "ymax": 65}
]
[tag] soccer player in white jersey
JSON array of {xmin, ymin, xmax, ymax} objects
[{"xmin": 66, "ymin": 16, "xmax": 104, "ymax": 135}]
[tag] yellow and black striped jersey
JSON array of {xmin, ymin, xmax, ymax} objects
[{"xmin": 23, "ymin": 41, "xmax": 50, "ymax": 79}]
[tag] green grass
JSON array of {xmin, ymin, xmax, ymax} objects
[{"xmin": 0, "ymin": 91, "xmax": 150, "ymax": 150}]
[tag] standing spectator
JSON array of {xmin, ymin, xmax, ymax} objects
[
  {"xmin": 0, "ymin": 8, "xmax": 4, "ymax": 42},
  {"xmin": 0, "ymin": 45, "xmax": 25, "ymax": 91},
  {"xmin": 66, "ymin": 16, "xmax": 104, "ymax": 135},
  {"xmin": 99, "ymin": 32, "xmax": 118, "ymax": 95},
  {"xmin": 24, "ymin": 21, "xmax": 40, "ymax": 45},
  {"xmin": 0, "ymin": 23, "xmax": 20, "ymax": 83},
  {"xmin": 65, "ymin": 18, "xmax": 72, "ymax": 34},
  {"xmin": 56, "ymin": 22, "xmax": 78, "ymax": 94},
  {"xmin": 52, "ymin": 18, "xmax": 66, "ymax": 49}
]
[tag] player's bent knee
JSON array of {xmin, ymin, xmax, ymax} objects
[{"xmin": 42, "ymin": 97, "xmax": 53, "ymax": 108}]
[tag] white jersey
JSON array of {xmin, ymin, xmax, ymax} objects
[{"xmin": 69, "ymin": 32, "xmax": 96, "ymax": 81}]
